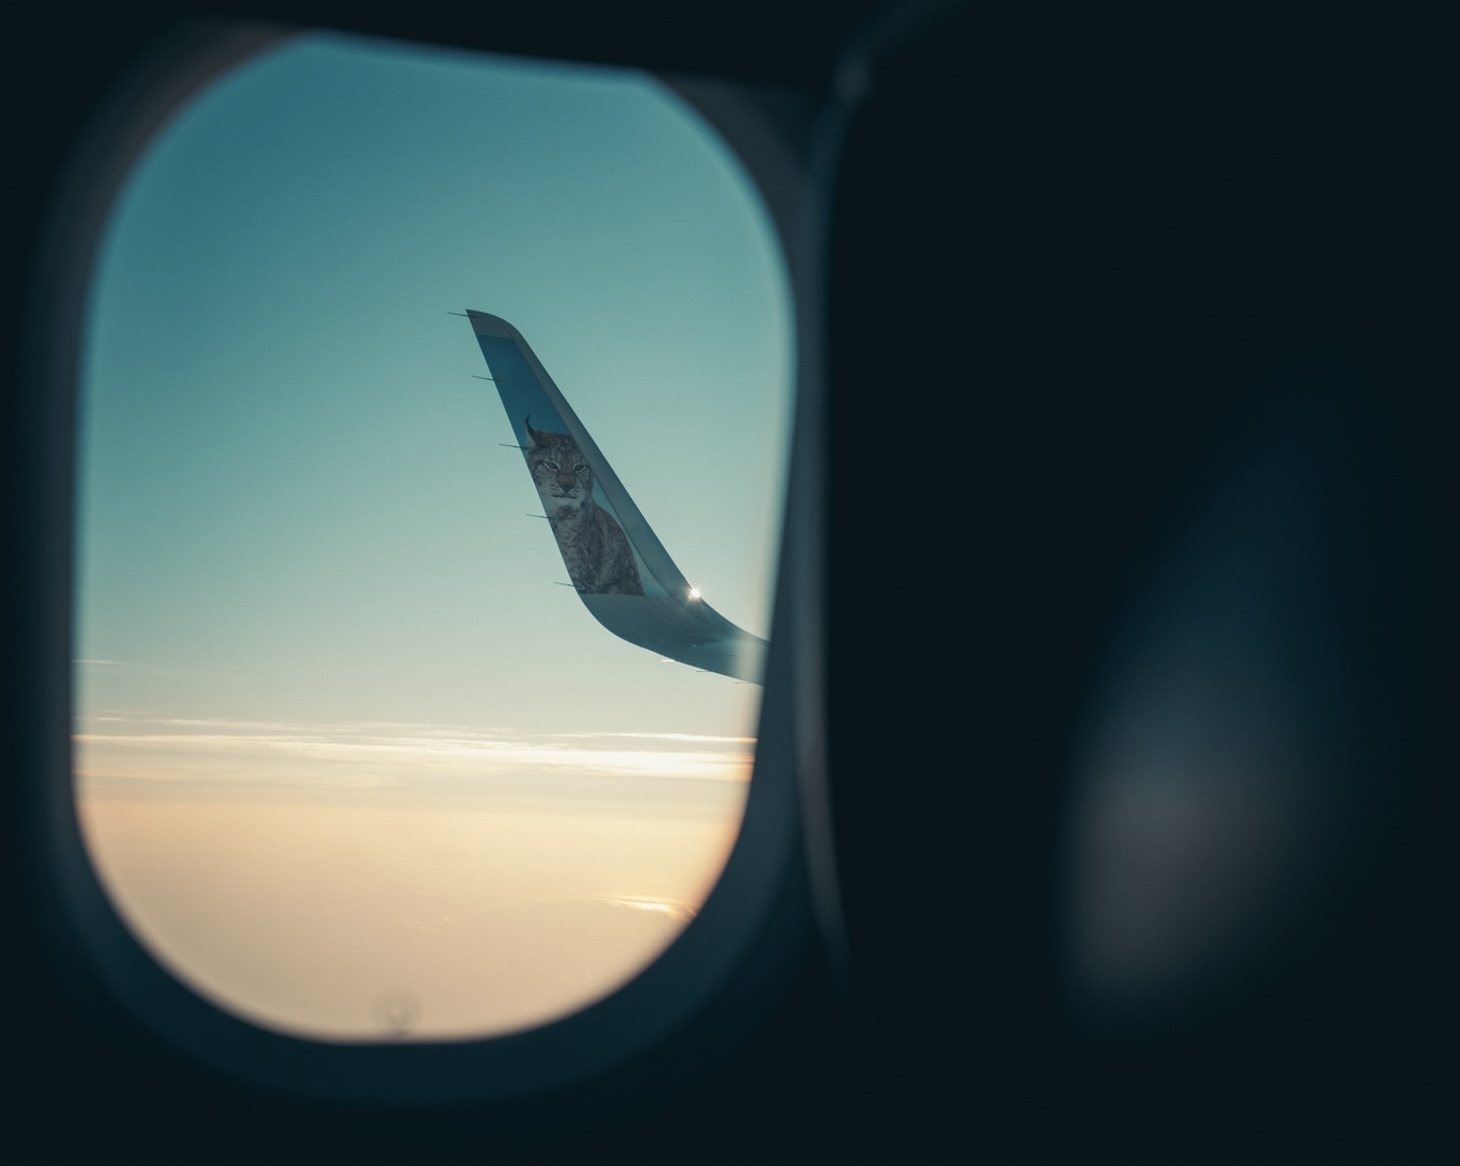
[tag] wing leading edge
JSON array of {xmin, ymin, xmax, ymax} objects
[{"xmin": 466, "ymin": 310, "xmax": 767, "ymax": 684}]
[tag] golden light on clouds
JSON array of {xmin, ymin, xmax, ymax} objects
[
  {"xmin": 75, "ymin": 713, "xmax": 755, "ymax": 799},
  {"xmin": 74, "ymin": 714, "xmax": 751, "ymax": 1040}
]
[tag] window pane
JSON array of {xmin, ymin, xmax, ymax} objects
[{"xmin": 74, "ymin": 31, "xmax": 791, "ymax": 1041}]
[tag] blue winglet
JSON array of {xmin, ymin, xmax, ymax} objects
[{"xmin": 466, "ymin": 310, "xmax": 767, "ymax": 684}]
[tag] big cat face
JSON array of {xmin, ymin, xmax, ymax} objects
[{"xmin": 526, "ymin": 427, "xmax": 592, "ymax": 512}]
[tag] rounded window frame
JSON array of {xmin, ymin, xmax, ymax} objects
[{"xmin": 15, "ymin": 20, "xmax": 836, "ymax": 1106}]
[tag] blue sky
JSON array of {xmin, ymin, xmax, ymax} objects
[
  {"xmin": 71, "ymin": 31, "xmax": 793, "ymax": 1038},
  {"xmin": 77, "ymin": 30, "xmax": 793, "ymax": 770}
]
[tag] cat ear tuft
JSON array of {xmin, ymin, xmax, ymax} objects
[{"xmin": 524, "ymin": 415, "xmax": 542, "ymax": 449}]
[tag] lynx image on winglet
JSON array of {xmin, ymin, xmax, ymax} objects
[{"xmin": 465, "ymin": 310, "xmax": 767, "ymax": 684}]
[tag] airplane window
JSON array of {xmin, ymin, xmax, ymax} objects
[{"xmin": 73, "ymin": 30, "xmax": 792, "ymax": 1042}]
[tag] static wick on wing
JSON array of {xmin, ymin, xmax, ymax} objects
[{"xmin": 463, "ymin": 308, "xmax": 768, "ymax": 685}]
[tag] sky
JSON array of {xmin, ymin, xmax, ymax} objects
[{"xmin": 74, "ymin": 30, "xmax": 792, "ymax": 1040}]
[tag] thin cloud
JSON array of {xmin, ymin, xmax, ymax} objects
[
  {"xmin": 549, "ymin": 731, "xmax": 757, "ymax": 745},
  {"xmin": 73, "ymin": 658, "xmax": 245, "ymax": 679},
  {"xmin": 74, "ymin": 713, "xmax": 755, "ymax": 799}
]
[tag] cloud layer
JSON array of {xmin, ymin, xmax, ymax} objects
[{"xmin": 76, "ymin": 712, "xmax": 755, "ymax": 808}]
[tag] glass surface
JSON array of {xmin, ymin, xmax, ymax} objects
[{"xmin": 74, "ymin": 31, "xmax": 791, "ymax": 1041}]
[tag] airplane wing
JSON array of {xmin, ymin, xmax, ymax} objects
[{"xmin": 465, "ymin": 310, "xmax": 768, "ymax": 684}]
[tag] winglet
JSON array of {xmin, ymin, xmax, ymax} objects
[{"xmin": 465, "ymin": 311, "xmax": 767, "ymax": 684}]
